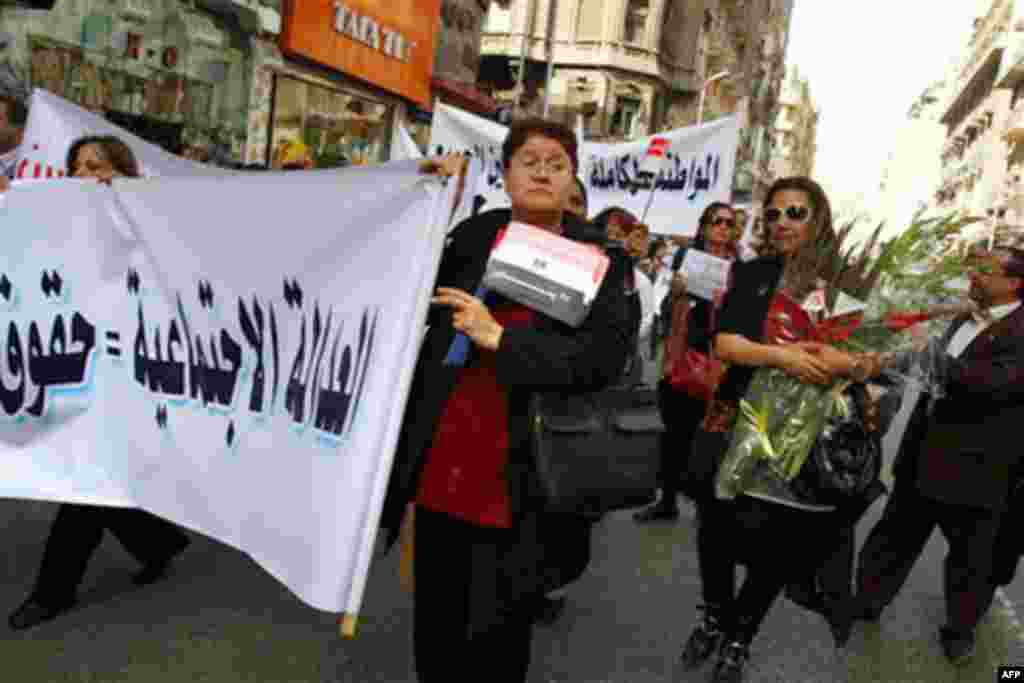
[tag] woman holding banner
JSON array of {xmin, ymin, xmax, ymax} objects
[
  {"xmin": 381, "ymin": 118, "xmax": 632, "ymax": 683},
  {"xmin": 9, "ymin": 135, "xmax": 191, "ymax": 632}
]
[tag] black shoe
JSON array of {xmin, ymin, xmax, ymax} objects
[
  {"xmin": 680, "ymin": 604, "xmax": 727, "ymax": 669},
  {"xmin": 849, "ymin": 600, "xmax": 883, "ymax": 624},
  {"xmin": 633, "ymin": 502, "xmax": 679, "ymax": 523},
  {"xmin": 711, "ymin": 639, "xmax": 750, "ymax": 683},
  {"xmin": 822, "ymin": 598, "xmax": 855, "ymax": 649},
  {"xmin": 785, "ymin": 578, "xmax": 826, "ymax": 614},
  {"xmin": 939, "ymin": 626, "xmax": 975, "ymax": 666},
  {"xmin": 533, "ymin": 595, "xmax": 567, "ymax": 626},
  {"xmin": 8, "ymin": 598, "xmax": 76, "ymax": 631},
  {"xmin": 133, "ymin": 538, "xmax": 190, "ymax": 587}
]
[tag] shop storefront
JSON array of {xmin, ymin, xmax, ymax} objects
[
  {"xmin": 251, "ymin": 0, "xmax": 440, "ymax": 168},
  {"xmin": 4, "ymin": 0, "xmax": 257, "ymax": 164}
]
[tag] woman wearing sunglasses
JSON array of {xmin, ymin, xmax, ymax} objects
[
  {"xmin": 635, "ymin": 202, "xmax": 739, "ymax": 523},
  {"xmin": 677, "ymin": 177, "xmax": 884, "ymax": 683}
]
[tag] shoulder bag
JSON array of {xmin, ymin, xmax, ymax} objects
[
  {"xmin": 530, "ymin": 385, "xmax": 664, "ymax": 517},
  {"xmin": 666, "ymin": 290, "xmax": 727, "ymax": 402}
]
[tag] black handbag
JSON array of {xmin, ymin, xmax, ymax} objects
[
  {"xmin": 530, "ymin": 386, "xmax": 663, "ymax": 517},
  {"xmin": 790, "ymin": 383, "xmax": 883, "ymax": 506}
]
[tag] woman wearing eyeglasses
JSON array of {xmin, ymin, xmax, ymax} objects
[
  {"xmin": 378, "ymin": 118, "xmax": 632, "ymax": 683},
  {"xmin": 635, "ymin": 202, "xmax": 739, "ymax": 523},
  {"xmin": 677, "ymin": 178, "xmax": 885, "ymax": 683}
]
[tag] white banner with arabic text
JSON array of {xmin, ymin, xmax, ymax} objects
[
  {"xmin": 0, "ymin": 163, "xmax": 454, "ymax": 619},
  {"xmin": 428, "ymin": 102, "xmax": 741, "ymax": 236}
]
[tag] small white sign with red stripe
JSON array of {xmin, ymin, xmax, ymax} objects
[
  {"xmin": 483, "ymin": 222, "xmax": 610, "ymax": 327},
  {"xmin": 640, "ymin": 136, "xmax": 671, "ymax": 174}
]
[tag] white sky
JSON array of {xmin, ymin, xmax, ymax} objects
[{"xmin": 785, "ymin": 1, "xmax": 984, "ymax": 209}]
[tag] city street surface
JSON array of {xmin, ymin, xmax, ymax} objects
[{"xmin": 2, "ymin": 380, "xmax": 1023, "ymax": 683}]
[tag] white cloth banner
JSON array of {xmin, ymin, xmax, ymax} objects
[
  {"xmin": 428, "ymin": 101, "xmax": 509, "ymax": 215},
  {"xmin": 428, "ymin": 102, "xmax": 741, "ymax": 236},
  {"xmin": 16, "ymin": 88, "xmax": 225, "ymax": 179},
  {"xmin": 391, "ymin": 122, "xmax": 424, "ymax": 161},
  {"xmin": 581, "ymin": 117, "xmax": 740, "ymax": 236},
  {"xmin": 0, "ymin": 162, "xmax": 455, "ymax": 619}
]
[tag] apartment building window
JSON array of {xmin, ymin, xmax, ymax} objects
[
  {"xmin": 660, "ymin": 0, "xmax": 684, "ymax": 62},
  {"xmin": 610, "ymin": 96, "xmax": 641, "ymax": 136},
  {"xmin": 624, "ymin": 0, "xmax": 650, "ymax": 45},
  {"xmin": 577, "ymin": 0, "xmax": 605, "ymax": 41}
]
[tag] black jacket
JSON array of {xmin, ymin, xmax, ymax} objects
[
  {"xmin": 377, "ymin": 208, "xmax": 633, "ymax": 633},
  {"xmin": 895, "ymin": 304, "xmax": 1024, "ymax": 512}
]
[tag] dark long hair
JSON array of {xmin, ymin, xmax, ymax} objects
[
  {"xmin": 66, "ymin": 135, "xmax": 140, "ymax": 178},
  {"xmin": 693, "ymin": 201, "xmax": 739, "ymax": 258},
  {"xmin": 591, "ymin": 206, "xmax": 638, "ymax": 237},
  {"xmin": 762, "ymin": 176, "xmax": 837, "ymax": 301}
]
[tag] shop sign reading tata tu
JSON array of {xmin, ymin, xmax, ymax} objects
[{"xmin": 279, "ymin": 0, "xmax": 441, "ymax": 107}]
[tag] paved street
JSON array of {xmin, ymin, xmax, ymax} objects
[
  {"xmin": 2, "ymin": 382, "xmax": 1024, "ymax": 683},
  {"xmin": 2, "ymin": 494, "xmax": 1023, "ymax": 683}
]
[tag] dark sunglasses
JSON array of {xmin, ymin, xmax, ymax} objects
[
  {"xmin": 709, "ymin": 216, "xmax": 737, "ymax": 228},
  {"xmin": 764, "ymin": 205, "xmax": 812, "ymax": 224}
]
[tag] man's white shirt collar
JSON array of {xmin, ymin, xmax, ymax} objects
[{"xmin": 971, "ymin": 300, "xmax": 1021, "ymax": 326}]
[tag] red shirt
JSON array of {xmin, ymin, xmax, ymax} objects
[{"xmin": 416, "ymin": 303, "xmax": 535, "ymax": 528}]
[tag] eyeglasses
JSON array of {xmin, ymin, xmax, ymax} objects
[
  {"xmin": 517, "ymin": 156, "xmax": 571, "ymax": 177},
  {"xmin": 710, "ymin": 216, "xmax": 737, "ymax": 228},
  {"xmin": 764, "ymin": 205, "xmax": 812, "ymax": 225}
]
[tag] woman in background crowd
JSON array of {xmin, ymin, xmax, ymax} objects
[
  {"xmin": 635, "ymin": 202, "xmax": 739, "ymax": 523},
  {"xmin": 592, "ymin": 207, "xmax": 655, "ymax": 386}
]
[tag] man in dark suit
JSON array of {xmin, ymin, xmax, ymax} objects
[{"xmin": 853, "ymin": 246, "xmax": 1024, "ymax": 665}]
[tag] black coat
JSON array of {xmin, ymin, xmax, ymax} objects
[
  {"xmin": 378, "ymin": 208, "xmax": 633, "ymax": 635},
  {"xmin": 895, "ymin": 305, "xmax": 1024, "ymax": 512}
]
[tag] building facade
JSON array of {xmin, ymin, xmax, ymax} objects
[
  {"xmin": 479, "ymin": 0, "xmax": 704, "ymax": 139},
  {"xmin": 401, "ymin": 0, "xmax": 508, "ymax": 152},
  {"xmin": 477, "ymin": 0, "xmax": 794, "ymax": 204},
  {"xmin": 934, "ymin": 0, "xmax": 1023, "ymax": 248},
  {"xmin": 0, "ymin": 0, "xmax": 278, "ymax": 163},
  {"xmin": 0, "ymin": 0, "xmax": 445, "ymax": 168},
  {"xmin": 769, "ymin": 64, "xmax": 818, "ymax": 179}
]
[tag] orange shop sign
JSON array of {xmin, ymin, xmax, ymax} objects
[{"xmin": 280, "ymin": 0, "xmax": 440, "ymax": 107}]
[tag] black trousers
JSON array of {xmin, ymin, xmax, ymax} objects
[
  {"xmin": 31, "ymin": 503, "xmax": 190, "ymax": 607},
  {"xmin": 790, "ymin": 482, "xmax": 887, "ymax": 604},
  {"xmin": 856, "ymin": 482, "xmax": 1002, "ymax": 634},
  {"xmin": 413, "ymin": 507, "xmax": 533, "ymax": 683},
  {"xmin": 539, "ymin": 514, "xmax": 593, "ymax": 594},
  {"xmin": 656, "ymin": 380, "xmax": 707, "ymax": 503},
  {"xmin": 697, "ymin": 494, "xmax": 841, "ymax": 642}
]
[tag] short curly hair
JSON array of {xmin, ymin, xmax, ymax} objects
[{"xmin": 501, "ymin": 117, "xmax": 579, "ymax": 175}]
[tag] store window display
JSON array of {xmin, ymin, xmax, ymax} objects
[{"xmin": 269, "ymin": 75, "xmax": 391, "ymax": 168}]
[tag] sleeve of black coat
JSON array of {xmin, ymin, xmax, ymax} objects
[
  {"xmin": 424, "ymin": 220, "xmax": 474, "ymax": 329},
  {"xmin": 494, "ymin": 252, "xmax": 633, "ymax": 392}
]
